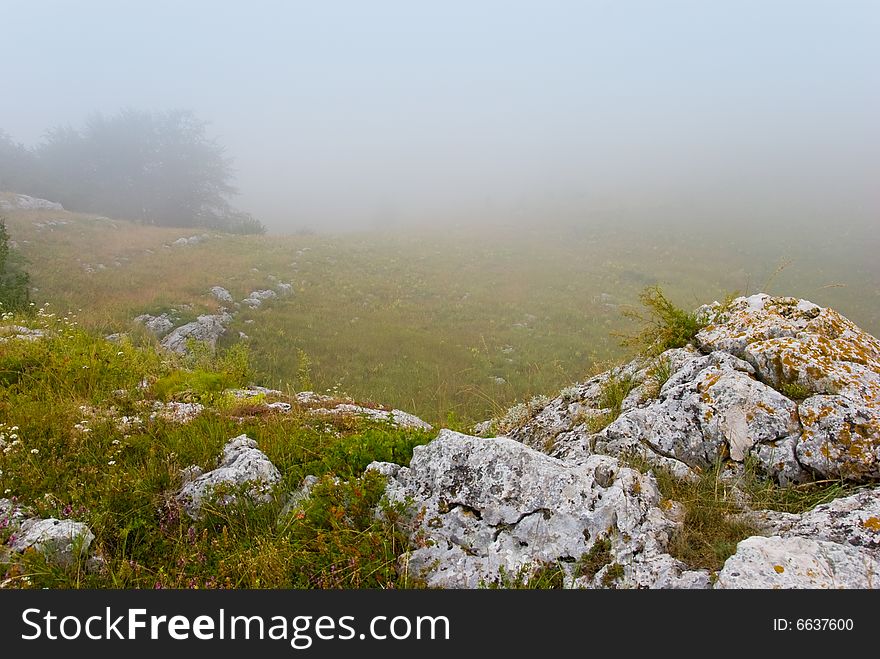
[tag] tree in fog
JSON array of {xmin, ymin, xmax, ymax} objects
[
  {"xmin": 0, "ymin": 131, "xmax": 38, "ymax": 194},
  {"xmin": 1, "ymin": 110, "xmax": 264, "ymax": 233},
  {"xmin": 0, "ymin": 219, "xmax": 30, "ymax": 311},
  {"xmin": 40, "ymin": 109, "xmax": 256, "ymax": 229}
]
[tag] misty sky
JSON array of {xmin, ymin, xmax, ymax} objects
[{"xmin": 2, "ymin": 1, "xmax": 878, "ymax": 231}]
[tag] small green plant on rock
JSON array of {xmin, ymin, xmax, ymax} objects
[
  {"xmin": 574, "ymin": 535, "xmax": 613, "ymax": 580},
  {"xmin": 487, "ymin": 561, "xmax": 567, "ymax": 589},
  {"xmin": 584, "ymin": 370, "xmax": 638, "ymax": 433},
  {"xmin": 778, "ymin": 380, "xmax": 812, "ymax": 401},
  {"xmin": 642, "ymin": 356, "xmax": 673, "ymax": 400},
  {"xmin": 600, "ymin": 562, "xmax": 625, "ymax": 588}
]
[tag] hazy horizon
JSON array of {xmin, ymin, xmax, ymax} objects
[{"xmin": 2, "ymin": 0, "xmax": 878, "ymax": 231}]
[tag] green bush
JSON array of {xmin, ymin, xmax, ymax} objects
[{"xmin": 620, "ymin": 286, "xmax": 706, "ymax": 356}]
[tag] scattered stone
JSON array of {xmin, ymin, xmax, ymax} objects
[
  {"xmin": 242, "ymin": 289, "xmax": 277, "ymax": 308},
  {"xmin": 176, "ymin": 435, "xmax": 281, "ymax": 519},
  {"xmin": 228, "ymin": 386, "xmax": 285, "ymax": 399},
  {"xmin": 171, "ymin": 235, "xmax": 207, "ymax": 247},
  {"xmin": 160, "ymin": 312, "xmax": 232, "ymax": 354},
  {"xmin": 134, "ymin": 313, "xmax": 174, "ymax": 337},
  {"xmin": 0, "ymin": 325, "xmax": 45, "ymax": 343},
  {"xmin": 209, "ymin": 286, "xmax": 234, "ymax": 304},
  {"xmin": 9, "ymin": 518, "xmax": 94, "ymax": 566},
  {"xmin": 312, "ymin": 403, "xmax": 433, "ymax": 431},
  {"xmin": 150, "ymin": 401, "xmax": 204, "ymax": 424}
]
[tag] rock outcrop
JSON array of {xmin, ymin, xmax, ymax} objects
[
  {"xmin": 370, "ymin": 430, "xmax": 709, "ymax": 589},
  {"xmin": 368, "ymin": 294, "xmax": 880, "ymax": 588},
  {"xmin": 0, "ymin": 194, "xmax": 64, "ymax": 211},
  {"xmin": 503, "ymin": 294, "xmax": 880, "ymax": 486},
  {"xmin": 0, "ymin": 325, "xmax": 46, "ymax": 343},
  {"xmin": 176, "ymin": 434, "xmax": 281, "ymax": 518}
]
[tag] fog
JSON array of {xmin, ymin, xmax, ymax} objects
[{"xmin": 2, "ymin": 0, "xmax": 878, "ymax": 232}]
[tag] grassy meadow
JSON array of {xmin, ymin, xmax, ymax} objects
[{"xmin": 3, "ymin": 197, "xmax": 879, "ymax": 426}]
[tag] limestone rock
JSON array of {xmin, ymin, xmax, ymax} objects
[
  {"xmin": 150, "ymin": 401, "xmax": 204, "ymax": 424},
  {"xmin": 0, "ymin": 498, "xmax": 27, "ymax": 527},
  {"xmin": 716, "ymin": 536, "xmax": 880, "ymax": 589},
  {"xmin": 697, "ymin": 293, "xmax": 880, "ymax": 408},
  {"xmin": 0, "ymin": 194, "xmax": 63, "ymax": 211},
  {"xmin": 171, "ymin": 235, "xmax": 206, "ymax": 247},
  {"xmin": 242, "ymin": 289, "xmax": 277, "ymax": 308},
  {"xmin": 0, "ymin": 325, "xmax": 45, "ymax": 343},
  {"xmin": 229, "ymin": 386, "xmax": 285, "ymax": 399},
  {"xmin": 784, "ymin": 487, "xmax": 880, "ymax": 552},
  {"xmin": 176, "ymin": 434, "xmax": 281, "ymax": 518},
  {"xmin": 160, "ymin": 312, "xmax": 232, "ymax": 354},
  {"xmin": 718, "ymin": 487, "xmax": 880, "ymax": 588},
  {"xmin": 279, "ymin": 475, "xmax": 320, "ymax": 519},
  {"xmin": 371, "ymin": 430, "xmax": 706, "ymax": 589},
  {"xmin": 209, "ymin": 286, "xmax": 234, "ymax": 304},
  {"xmin": 134, "ymin": 313, "xmax": 174, "ymax": 337},
  {"xmin": 499, "ymin": 294, "xmax": 880, "ymax": 485},
  {"xmin": 796, "ymin": 395, "xmax": 880, "ymax": 480},
  {"xmin": 9, "ymin": 518, "xmax": 94, "ymax": 565},
  {"xmin": 312, "ymin": 403, "xmax": 433, "ymax": 431}
]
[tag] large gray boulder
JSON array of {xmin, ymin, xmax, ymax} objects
[
  {"xmin": 176, "ymin": 434, "xmax": 281, "ymax": 518},
  {"xmin": 160, "ymin": 312, "xmax": 232, "ymax": 354},
  {"xmin": 370, "ymin": 430, "xmax": 709, "ymax": 589}
]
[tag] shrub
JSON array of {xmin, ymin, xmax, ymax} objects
[{"xmin": 620, "ymin": 286, "xmax": 706, "ymax": 356}]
